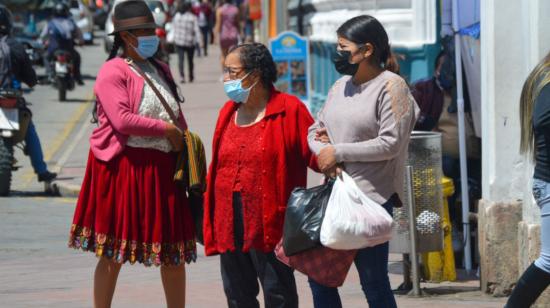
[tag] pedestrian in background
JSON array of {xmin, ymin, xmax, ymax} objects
[
  {"xmin": 506, "ymin": 51, "xmax": 550, "ymax": 308},
  {"xmin": 308, "ymin": 15, "xmax": 419, "ymax": 308},
  {"xmin": 68, "ymin": 2, "xmax": 196, "ymax": 307},
  {"xmin": 191, "ymin": 0, "xmax": 202, "ymax": 57},
  {"xmin": 203, "ymin": 42, "xmax": 318, "ymax": 308},
  {"xmin": 173, "ymin": 2, "xmax": 202, "ymax": 83},
  {"xmin": 240, "ymin": 0, "xmax": 254, "ymax": 43},
  {"xmin": 214, "ymin": 0, "xmax": 240, "ymax": 72},
  {"xmin": 194, "ymin": 0, "xmax": 213, "ymax": 56}
]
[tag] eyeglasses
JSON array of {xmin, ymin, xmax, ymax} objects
[{"xmin": 223, "ymin": 66, "xmax": 246, "ymax": 79}]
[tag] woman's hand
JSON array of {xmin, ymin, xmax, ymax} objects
[
  {"xmin": 315, "ymin": 128, "xmax": 330, "ymax": 144},
  {"xmin": 165, "ymin": 123, "xmax": 185, "ymax": 152},
  {"xmin": 323, "ymin": 164, "xmax": 343, "ymax": 178},
  {"xmin": 318, "ymin": 145, "xmax": 337, "ymax": 173}
]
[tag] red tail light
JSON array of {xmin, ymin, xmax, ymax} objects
[
  {"xmin": 156, "ymin": 28, "xmax": 167, "ymax": 38},
  {"xmin": 56, "ymin": 54, "xmax": 67, "ymax": 63}
]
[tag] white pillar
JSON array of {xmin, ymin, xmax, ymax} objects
[{"xmin": 481, "ymin": 0, "xmax": 526, "ymax": 204}]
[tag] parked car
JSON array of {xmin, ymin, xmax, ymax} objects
[
  {"xmin": 104, "ymin": 0, "xmax": 169, "ymax": 53},
  {"xmin": 69, "ymin": 0, "xmax": 94, "ymax": 44}
]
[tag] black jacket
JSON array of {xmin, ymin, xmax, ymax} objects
[
  {"xmin": 534, "ymin": 84, "xmax": 550, "ymax": 182},
  {"xmin": 5, "ymin": 36, "xmax": 37, "ymax": 88}
]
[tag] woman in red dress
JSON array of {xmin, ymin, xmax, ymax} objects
[
  {"xmin": 203, "ymin": 42, "xmax": 318, "ymax": 308},
  {"xmin": 67, "ymin": 2, "xmax": 195, "ymax": 307}
]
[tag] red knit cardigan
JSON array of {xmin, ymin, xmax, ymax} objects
[{"xmin": 203, "ymin": 90, "xmax": 319, "ymax": 255}]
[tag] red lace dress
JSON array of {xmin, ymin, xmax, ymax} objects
[{"xmin": 213, "ymin": 112, "xmax": 266, "ymax": 252}]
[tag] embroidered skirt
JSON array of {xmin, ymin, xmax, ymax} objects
[{"xmin": 68, "ymin": 146, "xmax": 196, "ymax": 266}]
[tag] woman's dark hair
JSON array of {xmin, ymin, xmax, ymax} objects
[
  {"xmin": 92, "ymin": 32, "xmax": 183, "ymax": 123},
  {"xmin": 178, "ymin": 2, "xmax": 192, "ymax": 13},
  {"xmin": 337, "ymin": 15, "xmax": 399, "ymax": 74},
  {"xmin": 107, "ymin": 33, "xmax": 124, "ymax": 61},
  {"xmin": 228, "ymin": 43, "xmax": 277, "ymax": 87}
]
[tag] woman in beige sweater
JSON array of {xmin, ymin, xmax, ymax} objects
[{"xmin": 307, "ymin": 15, "xmax": 419, "ymax": 308}]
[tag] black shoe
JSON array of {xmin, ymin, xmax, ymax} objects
[
  {"xmin": 38, "ymin": 171, "xmax": 57, "ymax": 182},
  {"xmin": 76, "ymin": 79, "xmax": 84, "ymax": 86},
  {"xmin": 505, "ymin": 263, "xmax": 550, "ymax": 308},
  {"xmin": 189, "ymin": 77, "xmax": 194, "ymax": 83},
  {"xmin": 180, "ymin": 79, "xmax": 186, "ymax": 84}
]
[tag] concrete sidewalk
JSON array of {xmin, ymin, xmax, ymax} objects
[{"xmin": 47, "ymin": 46, "xmax": 506, "ymax": 307}]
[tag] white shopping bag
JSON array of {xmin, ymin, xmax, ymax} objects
[{"xmin": 320, "ymin": 171, "xmax": 394, "ymax": 250}]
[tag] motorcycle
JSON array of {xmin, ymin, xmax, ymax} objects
[
  {"xmin": 0, "ymin": 88, "xmax": 32, "ymax": 196},
  {"xmin": 52, "ymin": 50, "xmax": 76, "ymax": 102}
]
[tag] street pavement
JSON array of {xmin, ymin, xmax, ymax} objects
[{"xmin": 0, "ymin": 37, "xmax": 507, "ymax": 307}]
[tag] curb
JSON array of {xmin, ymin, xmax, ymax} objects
[{"xmin": 52, "ymin": 180, "xmax": 81, "ymax": 198}]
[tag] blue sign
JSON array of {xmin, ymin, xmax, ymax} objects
[{"xmin": 269, "ymin": 31, "xmax": 310, "ymax": 105}]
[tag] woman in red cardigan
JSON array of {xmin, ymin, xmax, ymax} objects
[{"xmin": 203, "ymin": 42, "xmax": 318, "ymax": 308}]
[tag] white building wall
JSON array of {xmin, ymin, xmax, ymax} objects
[{"xmin": 305, "ymin": 0, "xmax": 436, "ymax": 47}]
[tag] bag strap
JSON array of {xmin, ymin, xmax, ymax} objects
[{"xmin": 126, "ymin": 58, "xmax": 182, "ymax": 129}]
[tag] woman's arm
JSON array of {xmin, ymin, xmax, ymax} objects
[
  {"xmin": 295, "ymin": 102, "xmax": 319, "ymax": 172},
  {"xmin": 214, "ymin": 8, "xmax": 222, "ymax": 38},
  {"xmin": 333, "ymin": 78, "xmax": 417, "ymax": 163},
  {"xmin": 307, "ymin": 85, "xmax": 336, "ymax": 155}
]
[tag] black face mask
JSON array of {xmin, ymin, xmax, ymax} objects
[{"xmin": 333, "ymin": 50, "xmax": 359, "ymax": 76}]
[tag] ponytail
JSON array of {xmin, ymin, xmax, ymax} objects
[
  {"xmin": 108, "ymin": 34, "xmax": 123, "ymax": 61},
  {"xmin": 383, "ymin": 50, "xmax": 400, "ymax": 75}
]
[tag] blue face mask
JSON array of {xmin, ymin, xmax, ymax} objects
[
  {"xmin": 223, "ymin": 72, "xmax": 257, "ymax": 103},
  {"xmin": 129, "ymin": 33, "xmax": 159, "ymax": 59}
]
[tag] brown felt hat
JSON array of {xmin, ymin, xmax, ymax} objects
[{"xmin": 109, "ymin": 0, "xmax": 158, "ymax": 35}]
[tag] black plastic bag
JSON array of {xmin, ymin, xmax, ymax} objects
[
  {"xmin": 189, "ymin": 189, "xmax": 204, "ymax": 245},
  {"xmin": 283, "ymin": 179, "xmax": 335, "ymax": 256}
]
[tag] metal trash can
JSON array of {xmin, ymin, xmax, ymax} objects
[{"xmin": 390, "ymin": 131, "xmax": 444, "ymax": 254}]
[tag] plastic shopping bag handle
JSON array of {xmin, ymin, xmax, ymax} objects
[{"xmin": 338, "ymin": 171, "xmax": 363, "ymax": 204}]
